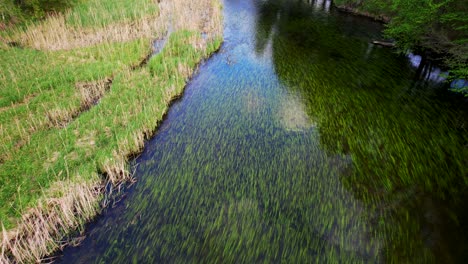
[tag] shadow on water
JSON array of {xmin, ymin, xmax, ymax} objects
[
  {"xmin": 57, "ymin": 0, "xmax": 467, "ymax": 263},
  {"xmin": 256, "ymin": 0, "xmax": 468, "ymax": 262}
]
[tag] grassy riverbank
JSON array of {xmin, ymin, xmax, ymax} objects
[
  {"xmin": 334, "ymin": 0, "xmax": 468, "ymax": 90},
  {"xmin": 0, "ymin": 0, "xmax": 222, "ymax": 262}
]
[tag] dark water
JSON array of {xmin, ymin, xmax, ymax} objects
[{"xmin": 58, "ymin": 0, "xmax": 468, "ymax": 263}]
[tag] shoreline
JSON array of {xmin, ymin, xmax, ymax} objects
[
  {"xmin": 333, "ymin": 1, "xmax": 467, "ymax": 89},
  {"xmin": 333, "ymin": 4, "xmax": 391, "ymax": 23},
  {"xmin": 0, "ymin": 0, "xmax": 223, "ymax": 262}
]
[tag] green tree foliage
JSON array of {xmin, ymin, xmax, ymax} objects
[
  {"xmin": 385, "ymin": 0, "xmax": 467, "ymax": 79},
  {"xmin": 384, "ymin": 0, "xmax": 443, "ymax": 49},
  {"xmin": 1, "ymin": 0, "xmax": 78, "ymax": 25},
  {"xmin": 0, "ymin": 0, "xmax": 22, "ymax": 25},
  {"xmin": 335, "ymin": 0, "xmax": 467, "ymax": 91}
]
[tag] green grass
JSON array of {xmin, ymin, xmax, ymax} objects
[
  {"xmin": 63, "ymin": 2, "xmax": 466, "ymax": 263},
  {"xmin": 0, "ymin": 38, "xmax": 149, "ymax": 227},
  {"xmin": 65, "ymin": 0, "xmax": 159, "ymax": 28},
  {"xmin": 0, "ymin": 0, "xmax": 159, "ymax": 29},
  {"xmin": 0, "ymin": 40, "xmax": 150, "ymax": 163},
  {"xmin": 1, "ymin": 0, "xmax": 223, "ymax": 261},
  {"xmin": 0, "ymin": 30, "xmax": 221, "ymax": 231},
  {"xmin": 0, "ymin": 0, "xmax": 222, "ymax": 238}
]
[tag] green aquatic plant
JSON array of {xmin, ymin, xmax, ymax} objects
[
  {"xmin": 50, "ymin": 1, "xmax": 468, "ymax": 263},
  {"xmin": 0, "ymin": 0, "xmax": 223, "ymax": 261},
  {"xmin": 259, "ymin": 1, "xmax": 468, "ymax": 261}
]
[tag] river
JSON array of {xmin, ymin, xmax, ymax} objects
[{"xmin": 57, "ymin": 0, "xmax": 468, "ymax": 263}]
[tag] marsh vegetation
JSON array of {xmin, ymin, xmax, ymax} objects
[
  {"xmin": 0, "ymin": 0, "xmax": 222, "ymax": 262},
  {"xmin": 58, "ymin": 0, "xmax": 467, "ymax": 263},
  {"xmin": 1, "ymin": 0, "xmax": 467, "ymax": 262}
]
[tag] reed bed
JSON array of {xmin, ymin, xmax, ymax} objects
[
  {"xmin": 9, "ymin": 0, "xmax": 163, "ymax": 50},
  {"xmin": 62, "ymin": 1, "xmax": 467, "ymax": 262},
  {"xmin": 0, "ymin": 0, "xmax": 223, "ymax": 262}
]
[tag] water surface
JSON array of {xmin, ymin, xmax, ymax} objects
[{"xmin": 59, "ymin": 0, "xmax": 468, "ymax": 263}]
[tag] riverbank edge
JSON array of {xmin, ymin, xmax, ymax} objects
[
  {"xmin": 0, "ymin": 5, "xmax": 224, "ymax": 264},
  {"xmin": 333, "ymin": 4, "xmax": 391, "ymax": 23},
  {"xmin": 333, "ymin": 2, "xmax": 468, "ymax": 93}
]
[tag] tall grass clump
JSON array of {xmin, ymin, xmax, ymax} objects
[
  {"xmin": 66, "ymin": 0, "xmax": 158, "ymax": 28},
  {"xmin": 7, "ymin": 0, "xmax": 164, "ymax": 50}
]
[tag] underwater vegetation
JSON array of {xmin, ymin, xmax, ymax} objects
[
  {"xmin": 58, "ymin": 0, "xmax": 467, "ymax": 263},
  {"xmin": 0, "ymin": 0, "xmax": 222, "ymax": 262}
]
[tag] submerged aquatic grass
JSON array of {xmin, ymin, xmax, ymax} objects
[
  {"xmin": 0, "ymin": 0, "xmax": 223, "ymax": 262},
  {"xmin": 58, "ymin": 0, "xmax": 467, "ymax": 263}
]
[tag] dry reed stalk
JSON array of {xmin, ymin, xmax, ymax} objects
[
  {"xmin": 102, "ymin": 155, "xmax": 132, "ymax": 185},
  {"xmin": 0, "ymin": 0, "xmax": 223, "ymax": 262},
  {"xmin": 18, "ymin": 14, "xmax": 166, "ymax": 50},
  {"xmin": 76, "ymin": 78, "xmax": 112, "ymax": 109},
  {"xmin": 0, "ymin": 180, "xmax": 101, "ymax": 263},
  {"xmin": 163, "ymin": 84, "xmax": 177, "ymax": 105},
  {"xmin": 46, "ymin": 78, "xmax": 112, "ymax": 128},
  {"xmin": 46, "ymin": 107, "xmax": 75, "ymax": 128},
  {"xmin": 15, "ymin": 12, "xmax": 165, "ymax": 50},
  {"xmin": 165, "ymin": 0, "xmax": 223, "ymax": 40},
  {"xmin": 11, "ymin": 0, "xmax": 222, "ymax": 51}
]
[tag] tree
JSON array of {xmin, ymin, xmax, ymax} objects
[
  {"xmin": 1, "ymin": 0, "xmax": 78, "ymax": 25},
  {"xmin": 335, "ymin": 0, "xmax": 467, "ymax": 92}
]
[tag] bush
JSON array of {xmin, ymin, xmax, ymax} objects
[
  {"xmin": 0, "ymin": 0, "xmax": 22, "ymax": 26},
  {"xmin": 334, "ymin": 0, "xmax": 467, "ymax": 90},
  {"xmin": 1, "ymin": 0, "xmax": 78, "ymax": 25}
]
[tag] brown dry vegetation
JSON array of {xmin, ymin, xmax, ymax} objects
[
  {"xmin": 0, "ymin": 0, "xmax": 223, "ymax": 262},
  {"xmin": 15, "ymin": 15, "xmax": 166, "ymax": 51},
  {"xmin": 46, "ymin": 78, "xmax": 112, "ymax": 128},
  {"xmin": 1, "ymin": 180, "xmax": 101, "ymax": 263},
  {"xmin": 8, "ymin": 0, "xmax": 222, "ymax": 51}
]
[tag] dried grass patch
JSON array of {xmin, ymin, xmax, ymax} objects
[
  {"xmin": 46, "ymin": 78, "xmax": 112, "ymax": 128},
  {"xmin": 16, "ymin": 15, "xmax": 166, "ymax": 51},
  {"xmin": 0, "ymin": 0, "xmax": 223, "ymax": 262},
  {"xmin": 77, "ymin": 77, "xmax": 112, "ymax": 108},
  {"xmin": 10, "ymin": 0, "xmax": 222, "ymax": 51},
  {"xmin": 1, "ymin": 180, "xmax": 101, "ymax": 263}
]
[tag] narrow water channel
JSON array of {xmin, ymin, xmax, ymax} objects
[{"xmin": 58, "ymin": 0, "xmax": 467, "ymax": 263}]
